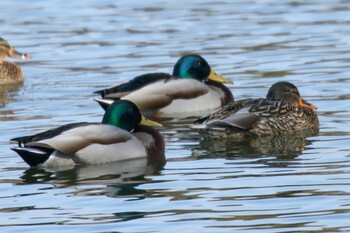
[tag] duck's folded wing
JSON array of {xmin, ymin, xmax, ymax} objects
[
  {"xmin": 10, "ymin": 122, "xmax": 91, "ymax": 146},
  {"xmin": 94, "ymin": 73, "xmax": 172, "ymax": 98},
  {"xmin": 207, "ymin": 106, "xmax": 260, "ymax": 129},
  {"xmin": 26, "ymin": 124, "xmax": 132, "ymax": 155},
  {"xmin": 208, "ymin": 99, "xmax": 283, "ymax": 129},
  {"xmin": 209, "ymin": 112, "xmax": 260, "ymax": 129},
  {"xmin": 122, "ymin": 79, "xmax": 209, "ymax": 110},
  {"xmin": 193, "ymin": 98, "xmax": 264, "ymax": 125}
]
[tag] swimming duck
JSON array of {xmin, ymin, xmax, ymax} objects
[
  {"xmin": 11, "ymin": 100, "xmax": 165, "ymax": 167},
  {"xmin": 94, "ymin": 54, "xmax": 233, "ymax": 115},
  {"xmin": 192, "ymin": 81, "xmax": 319, "ymax": 136},
  {"xmin": 0, "ymin": 37, "xmax": 31, "ymax": 84}
]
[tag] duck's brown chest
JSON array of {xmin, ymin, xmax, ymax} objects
[{"xmin": 0, "ymin": 61, "xmax": 23, "ymax": 83}]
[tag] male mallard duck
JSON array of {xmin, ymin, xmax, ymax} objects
[
  {"xmin": 94, "ymin": 54, "xmax": 233, "ymax": 115},
  {"xmin": 11, "ymin": 100, "xmax": 165, "ymax": 167},
  {"xmin": 192, "ymin": 81, "xmax": 319, "ymax": 136},
  {"xmin": 0, "ymin": 37, "xmax": 31, "ymax": 84}
]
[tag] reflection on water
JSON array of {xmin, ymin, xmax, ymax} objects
[
  {"xmin": 194, "ymin": 129, "xmax": 319, "ymax": 161},
  {"xmin": 0, "ymin": 83, "xmax": 23, "ymax": 122},
  {"xmin": 1, "ymin": 0, "xmax": 350, "ymax": 232},
  {"xmin": 20, "ymin": 157, "xmax": 165, "ymax": 188},
  {"xmin": 0, "ymin": 82, "xmax": 22, "ymax": 106}
]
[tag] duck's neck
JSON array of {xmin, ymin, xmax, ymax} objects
[{"xmin": 0, "ymin": 61, "xmax": 24, "ymax": 83}]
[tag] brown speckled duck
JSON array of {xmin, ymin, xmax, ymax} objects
[
  {"xmin": 0, "ymin": 37, "xmax": 31, "ymax": 84},
  {"xmin": 192, "ymin": 81, "xmax": 319, "ymax": 136}
]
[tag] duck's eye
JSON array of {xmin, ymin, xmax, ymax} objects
[
  {"xmin": 0, "ymin": 44, "xmax": 10, "ymax": 50},
  {"xmin": 197, "ymin": 61, "xmax": 202, "ymax": 66},
  {"xmin": 284, "ymin": 88, "xmax": 291, "ymax": 93},
  {"xmin": 285, "ymin": 88, "xmax": 295, "ymax": 94}
]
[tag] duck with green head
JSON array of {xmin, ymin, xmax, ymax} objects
[
  {"xmin": 192, "ymin": 81, "xmax": 319, "ymax": 136},
  {"xmin": 11, "ymin": 100, "xmax": 165, "ymax": 167},
  {"xmin": 0, "ymin": 37, "xmax": 31, "ymax": 84},
  {"xmin": 94, "ymin": 54, "xmax": 233, "ymax": 115}
]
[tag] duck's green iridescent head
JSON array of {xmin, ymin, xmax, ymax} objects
[
  {"xmin": 266, "ymin": 81, "xmax": 317, "ymax": 110},
  {"xmin": 0, "ymin": 37, "xmax": 31, "ymax": 60},
  {"xmin": 102, "ymin": 100, "xmax": 162, "ymax": 131},
  {"xmin": 172, "ymin": 54, "xmax": 232, "ymax": 84}
]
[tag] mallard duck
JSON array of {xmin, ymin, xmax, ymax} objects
[
  {"xmin": 94, "ymin": 54, "xmax": 233, "ymax": 115},
  {"xmin": 10, "ymin": 100, "xmax": 165, "ymax": 167},
  {"xmin": 0, "ymin": 37, "xmax": 31, "ymax": 84},
  {"xmin": 192, "ymin": 81, "xmax": 319, "ymax": 136}
]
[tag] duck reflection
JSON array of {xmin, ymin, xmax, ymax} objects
[
  {"xmin": 113, "ymin": 211, "xmax": 147, "ymax": 222},
  {"xmin": 193, "ymin": 129, "xmax": 319, "ymax": 165},
  {"xmin": 0, "ymin": 82, "xmax": 22, "ymax": 107},
  {"xmin": 19, "ymin": 156, "xmax": 165, "ymax": 198}
]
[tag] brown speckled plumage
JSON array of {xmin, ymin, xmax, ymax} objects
[
  {"xmin": 0, "ymin": 37, "xmax": 30, "ymax": 84},
  {"xmin": 0, "ymin": 61, "xmax": 24, "ymax": 83},
  {"xmin": 192, "ymin": 82, "xmax": 319, "ymax": 136}
]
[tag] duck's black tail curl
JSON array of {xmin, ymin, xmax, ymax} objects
[{"xmin": 11, "ymin": 147, "xmax": 51, "ymax": 167}]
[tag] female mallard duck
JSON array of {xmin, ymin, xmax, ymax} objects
[
  {"xmin": 192, "ymin": 81, "xmax": 319, "ymax": 136},
  {"xmin": 94, "ymin": 54, "xmax": 233, "ymax": 115},
  {"xmin": 0, "ymin": 37, "xmax": 31, "ymax": 84},
  {"xmin": 11, "ymin": 100, "xmax": 165, "ymax": 167}
]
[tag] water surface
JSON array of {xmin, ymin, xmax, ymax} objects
[{"xmin": 1, "ymin": 0, "xmax": 350, "ymax": 232}]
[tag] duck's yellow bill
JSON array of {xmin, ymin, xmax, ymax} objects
[
  {"xmin": 141, "ymin": 115, "xmax": 163, "ymax": 127},
  {"xmin": 208, "ymin": 69, "xmax": 232, "ymax": 84}
]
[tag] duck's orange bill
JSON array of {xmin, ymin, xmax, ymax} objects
[
  {"xmin": 10, "ymin": 48, "xmax": 31, "ymax": 59},
  {"xmin": 298, "ymin": 97, "xmax": 317, "ymax": 110},
  {"xmin": 151, "ymin": 113, "xmax": 162, "ymax": 120}
]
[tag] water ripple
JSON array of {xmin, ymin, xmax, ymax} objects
[{"xmin": 1, "ymin": 0, "xmax": 350, "ymax": 232}]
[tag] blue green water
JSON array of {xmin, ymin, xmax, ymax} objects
[{"xmin": 1, "ymin": 0, "xmax": 350, "ymax": 232}]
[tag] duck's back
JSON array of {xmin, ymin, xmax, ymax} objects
[{"xmin": 95, "ymin": 73, "xmax": 172, "ymax": 99}]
